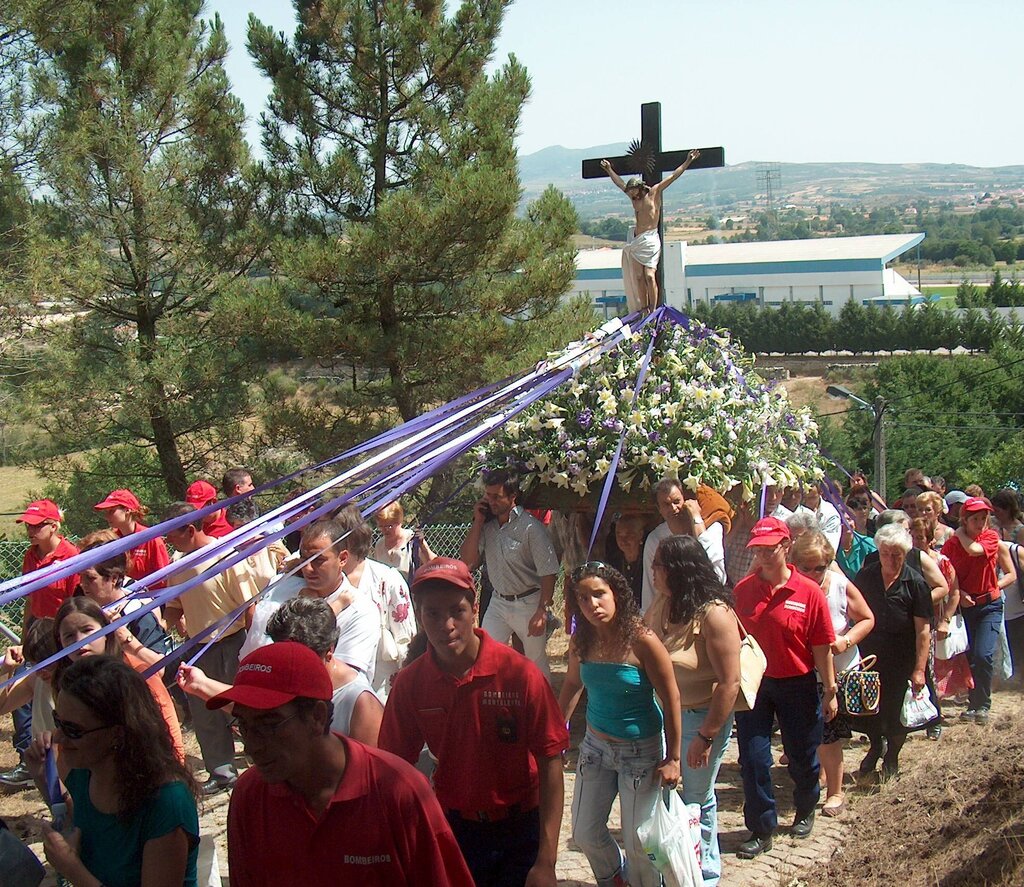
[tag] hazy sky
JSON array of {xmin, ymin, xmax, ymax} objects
[{"xmin": 211, "ymin": 0, "xmax": 1022, "ymax": 167}]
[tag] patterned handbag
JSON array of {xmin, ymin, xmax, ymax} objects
[{"xmin": 837, "ymin": 654, "xmax": 880, "ymax": 717}]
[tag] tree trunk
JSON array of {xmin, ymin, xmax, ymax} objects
[{"xmin": 136, "ymin": 304, "xmax": 187, "ymax": 498}]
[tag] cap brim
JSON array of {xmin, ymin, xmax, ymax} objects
[
  {"xmin": 206, "ymin": 685, "xmax": 299, "ymax": 711},
  {"xmin": 94, "ymin": 501, "xmax": 118, "ymax": 510},
  {"xmin": 746, "ymin": 534, "xmax": 786, "ymax": 548},
  {"xmin": 16, "ymin": 515, "xmax": 48, "ymax": 525}
]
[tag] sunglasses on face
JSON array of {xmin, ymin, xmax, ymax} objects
[
  {"xmin": 53, "ymin": 714, "xmax": 114, "ymax": 741},
  {"xmin": 570, "ymin": 561, "xmax": 611, "ymax": 583},
  {"xmin": 847, "ymin": 500, "xmax": 870, "ymax": 509},
  {"xmin": 800, "ymin": 564, "xmax": 830, "ymax": 575}
]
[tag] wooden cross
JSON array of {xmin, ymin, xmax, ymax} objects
[{"xmin": 582, "ymin": 101, "xmax": 725, "ymax": 306}]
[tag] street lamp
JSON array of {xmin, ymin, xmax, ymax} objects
[{"xmin": 826, "ymin": 385, "xmax": 888, "ymax": 498}]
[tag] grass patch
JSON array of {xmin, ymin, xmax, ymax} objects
[{"xmin": 0, "ymin": 465, "xmax": 44, "ymax": 538}]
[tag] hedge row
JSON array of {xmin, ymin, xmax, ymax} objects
[{"xmin": 688, "ymin": 301, "xmax": 1017, "ymax": 355}]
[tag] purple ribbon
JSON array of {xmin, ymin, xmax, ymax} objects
[
  {"xmin": 586, "ymin": 309, "xmax": 663, "ymax": 556},
  {"xmin": 0, "ymin": 325, "xmax": 624, "ymax": 607}
]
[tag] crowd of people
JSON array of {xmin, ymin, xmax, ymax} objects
[{"xmin": 0, "ymin": 462, "xmax": 1020, "ymax": 886}]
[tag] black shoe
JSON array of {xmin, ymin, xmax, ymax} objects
[
  {"xmin": 0, "ymin": 762, "xmax": 33, "ymax": 788},
  {"xmin": 792, "ymin": 810, "xmax": 815, "ymax": 838},
  {"xmin": 926, "ymin": 724, "xmax": 942, "ymax": 741},
  {"xmin": 858, "ymin": 737, "xmax": 886, "ymax": 775},
  {"xmin": 881, "ymin": 761, "xmax": 900, "ymax": 781},
  {"xmin": 201, "ymin": 775, "xmax": 237, "ymax": 796},
  {"xmin": 737, "ymin": 832, "xmax": 774, "ymax": 859}
]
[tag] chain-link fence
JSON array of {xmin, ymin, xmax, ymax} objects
[{"xmin": 0, "ymin": 525, "xmax": 473, "ymax": 646}]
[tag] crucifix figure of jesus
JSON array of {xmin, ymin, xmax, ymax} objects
[
  {"xmin": 582, "ymin": 102, "xmax": 724, "ymax": 313},
  {"xmin": 601, "ymin": 150, "xmax": 701, "ymax": 312}
]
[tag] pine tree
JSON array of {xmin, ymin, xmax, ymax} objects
[
  {"xmin": 247, "ymin": 0, "xmax": 591, "ymax": 460},
  {"xmin": 16, "ymin": 0, "xmax": 277, "ymax": 497}
]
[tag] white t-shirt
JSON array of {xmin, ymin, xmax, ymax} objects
[
  {"xmin": 240, "ymin": 572, "xmax": 380, "ymax": 682},
  {"xmin": 641, "ymin": 520, "xmax": 726, "ymax": 613},
  {"xmin": 813, "ymin": 501, "xmax": 843, "ymax": 554}
]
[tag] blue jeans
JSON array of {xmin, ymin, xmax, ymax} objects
[
  {"xmin": 964, "ymin": 596, "xmax": 1004, "ymax": 712},
  {"xmin": 447, "ymin": 807, "xmax": 540, "ymax": 887},
  {"xmin": 571, "ymin": 729, "xmax": 664, "ymax": 887},
  {"xmin": 11, "ymin": 663, "xmax": 31, "ymax": 757},
  {"xmin": 735, "ymin": 672, "xmax": 822, "ymax": 837},
  {"xmin": 682, "ymin": 709, "xmax": 733, "ymax": 886}
]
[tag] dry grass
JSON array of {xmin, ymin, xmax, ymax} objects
[
  {"xmin": 810, "ymin": 690, "xmax": 1024, "ymax": 887},
  {"xmin": 0, "ymin": 465, "xmax": 43, "ymax": 538}
]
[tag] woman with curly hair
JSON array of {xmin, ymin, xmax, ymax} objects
[
  {"xmin": 558, "ymin": 562, "xmax": 681, "ymax": 887},
  {"xmin": 27, "ymin": 655, "xmax": 200, "ymax": 886},
  {"xmin": 644, "ymin": 535, "xmax": 742, "ymax": 886},
  {"xmin": 51, "ymin": 597, "xmax": 184, "ymax": 764}
]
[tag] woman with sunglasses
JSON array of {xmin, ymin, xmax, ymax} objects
[
  {"xmin": 28, "ymin": 655, "xmax": 200, "ymax": 887},
  {"xmin": 558, "ymin": 562, "xmax": 681, "ymax": 887},
  {"xmin": 644, "ymin": 535, "xmax": 741, "ymax": 886},
  {"xmin": 51, "ymin": 597, "xmax": 184, "ymax": 764},
  {"xmin": 791, "ymin": 531, "xmax": 874, "ymax": 815},
  {"xmin": 836, "ymin": 485, "xmax": 877, "ymax": 580}
]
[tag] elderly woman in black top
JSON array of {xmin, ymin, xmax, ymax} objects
[{"xmin": 854, "ymin": 523, "xmax": 933, "ymax": 779}]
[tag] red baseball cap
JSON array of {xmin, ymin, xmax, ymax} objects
[
  {"xmin": 94, "ymin": 489, "xmax": 141, "ymax": 512},
  {"xmin": 206, "ymin": 642, "xmax": 333, "ymax": 711},
  {"xmin": 961, "ymin": 496, "xmax": 994, "ymax": 515},
  {"xmin": 16, "ymin": 499, "xmax": 62, "ymax": 526},
  {"xmin": 411, "ymin": 557, "xmax": 475, "ymax": 593},
  {"xmin": 185, "ymin": 480, "xmax": 218, "ymax": 508},
  {"xmin": 746, "ymin": 516, "xmax": 791, "ymax": 548}
]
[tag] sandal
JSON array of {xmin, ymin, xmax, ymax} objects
[{"xmin": 822, "ymin": 795, "xmax": 845, "ymax": 817}]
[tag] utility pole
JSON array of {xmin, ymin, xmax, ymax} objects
[{"xmin": 873, "ymin": 395, "xmax": 887, "ymax": 499}]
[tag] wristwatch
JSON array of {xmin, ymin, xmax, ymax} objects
[{"xmin": 696, "ymin": 731, "xmax": 714, "ymax": 747}]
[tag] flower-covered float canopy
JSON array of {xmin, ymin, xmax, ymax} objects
[{"xmin": 477, "ymin": 307, "xmax": 823, "ymax": 504}]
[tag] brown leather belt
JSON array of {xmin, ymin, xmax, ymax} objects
[
  {"xmin": 969, "ymin": 590, "xmax": 1001, "ymax": 606},
  {"xmin": 496, "ymin": 588, "xmax": 539, "ymax": 602}
]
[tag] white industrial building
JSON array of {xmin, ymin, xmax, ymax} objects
[{"xmin": 571, "ymin": 233, "xmax": 926, "ymax": 318}]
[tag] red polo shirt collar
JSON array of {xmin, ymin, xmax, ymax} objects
[{"xmin": 264, "ymin": 733, "xmax": 370, "ymax": 808}]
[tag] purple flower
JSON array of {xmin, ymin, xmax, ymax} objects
[
  {"xmin": 656, "ymin": 382, "xmax": 671, "ymax": 394},
  {"xmin": 648, "ymin": 431, "xmax": 661, "ymax": 443},
  {"xmin": 587, "ymin": 437, "xmax": 598, "ymax": 449},
  {"xmin": 578, "ymin": 408, "xmax": 593, "ymax": 429},
  {"xmin": 701, "ymin": 428, "xmax": 713, "ymax": 440},
  {"xmin": 557, "ymin": 430, "xmax": 567, "ymax": 444},
  {"xmin": 601, "ymin": 417, "xmax": 619, "ymax": 430}
]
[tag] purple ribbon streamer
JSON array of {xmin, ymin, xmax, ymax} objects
[
  {"xmin": 585, "ymin": 309, "xmax": 663, "ymax": 556},
  {"xmin": 0, "ymin": 327, "xmax": 622, "ymax": 607}
]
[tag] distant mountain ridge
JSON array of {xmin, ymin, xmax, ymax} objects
[{"xmin": 519, "ymin": 143, "xmax": 1024, "ymax": 219}]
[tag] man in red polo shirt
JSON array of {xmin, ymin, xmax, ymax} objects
[
  {"xmin": 0, "ymin": 499, "xmax": 79, "ymax": 788},
  {"xmin": 212, "ymin": 642, "xmax": 473, "ymax": 886},
  {"xmin": 379, "ymin": 558, "xmax": 568, "ymax": 887},
  {"xmin": 732, "ymin": 517, "xmax": 837, "ymax": 859},
  {"xmin": 185, "ymin": 479, "xmax": 234, "ymax": 538}
]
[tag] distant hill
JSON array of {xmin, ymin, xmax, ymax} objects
[{"xmin": 519, "ymin": 144, "xmax": 1024, "ymax": 219}]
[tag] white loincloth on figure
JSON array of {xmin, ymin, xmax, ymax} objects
[{"xmin": 622, "ymin": 227, "xmax": 661, "ymax": 312}]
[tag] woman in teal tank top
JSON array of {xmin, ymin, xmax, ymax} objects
[
  {"xmin": 27, "ymin": 655, "xmax": 200, "ymax": 887},
  {"xmin": 558, "ymin": 562, "xmax": 681, "ymax": 887}
]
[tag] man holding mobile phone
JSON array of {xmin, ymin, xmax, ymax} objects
[{"xmin": 460, "ymin": 469, "xmax": 559, "ymax": 681}]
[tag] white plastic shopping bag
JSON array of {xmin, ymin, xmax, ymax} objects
[
  {"xmin": 900, "ymin": 681, "xmax": 938, "ymax": 728},
  {"xmin": 935, "ymin": 611, "xmax": 968, "ymax": 660},
  {"xmin": 637, "ymin": 789, "xmax": 702, "ymax": 887}
]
